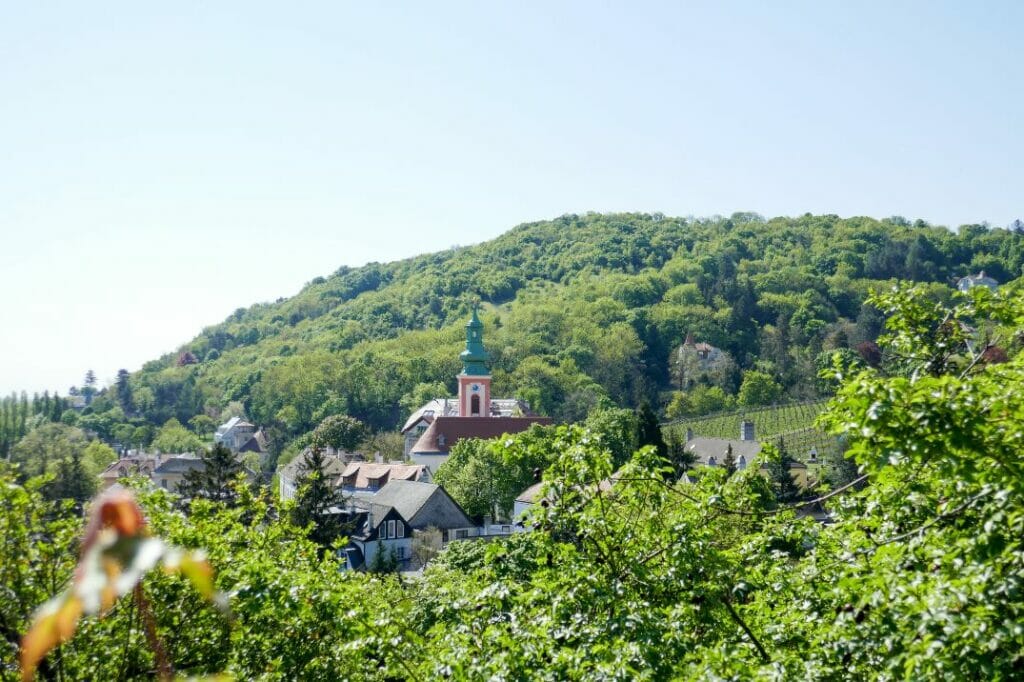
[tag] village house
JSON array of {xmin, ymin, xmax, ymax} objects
[
  {"xmin": 213, "ymin": 416, "xmax": 269, "ymax": 455},
  {"xmin": 682, "ymin": 421, "xmax": 811, "ymax": 487},
  {"xmin": 671, "ymin": 332, "xmax": 733, "ymax": 390},
  {"xmin": 403, "ymin": 308, "xmax": 551, "ymax": 470},
  {"xmin": 151, "ymin": 454, "xmax": 206, "ymax": 492},
  {"xmin": 337, "ymin": 461, "xmax": 431, "ymax": 493},
  {"xmin": 956, "ymin": 271, "xmax": 999, "ymax": 293},
  {"xmin": 342, "ymin": 480, "xmax": 482, "ymax": 571},
  {"xmin": 98, "ymin": 453, "xmax": 162, "ymax": 490}
]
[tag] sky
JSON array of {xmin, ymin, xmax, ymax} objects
[{"xmin": 1, "ymin": 1, "xmax": 1022, "ymax": 395}]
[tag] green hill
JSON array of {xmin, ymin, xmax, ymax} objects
[{"xmin": 74, "ymin": 212, "xmax": 1024, "ymax": 457}]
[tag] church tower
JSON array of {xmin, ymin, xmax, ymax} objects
[{"xmin": 457, "ymin": 307, "xmax": 491, "ymax": 417}]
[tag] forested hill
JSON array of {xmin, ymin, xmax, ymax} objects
[{"xmin": 115, "ymin": 212, "xmax": 1021, "ymax": 445}]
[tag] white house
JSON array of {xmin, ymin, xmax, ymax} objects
[
  {"xmin": 214, "ymin": 417, "xmax": 257, "ymax": 451},
  {"xmin": 957, "ymin": 271, "xmax": 999, "ymax": 293}
]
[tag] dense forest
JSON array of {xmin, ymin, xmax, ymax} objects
[{"xmin": 55, "ymin": 212, "xmax": 1021, "ymax": 463}]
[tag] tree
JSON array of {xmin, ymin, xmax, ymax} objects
[
  {"xmin": 667, "ymin": 385, "xmax": 735, "ymax": 418},
  {"xmin": 369, "ymin": 540, "xmax": 398, "ymax": 574},
  {"xmin": 411, "ymin": 526, "xmax": 443, "ymax": 568},
  {"xmin": 583, "ymin": 407, "xmax": 637, "ymax": 468},
  {"xmin": 763, "ymin": 438, "xmax": 801, "ymax": 503},
  {"xmin": 177, "ymin": 443, "xmax": 245, "ymax": 505},
  {"xmin": 131, "ymin": 425, "xmax": 153, "ymax": 448},
  {"xmin": 722, "ymin": 443, "xmax": 736, "ymax": 477},
  {"xmin": 311, "ymin": 414, "xmax": 366, "ymax": 452},
  {"xmin": 290, "ymin": 447, "xmax": 350, "ymax": 550},
  {"xmin": 358, "ymin": 430, "xmax": 405, "ymax": 461},
  {"xmin": 152, "ymin": 418, "xmax": 204, "ymax": 454},
  {"xmin": 81, "ymin": 440, "xmax": 117, "ymax": 477},
  {"xmin": 188, "ymin": 414, "xmax": 216, "ymax": 437},
  {"xmin": 48, "ymin": 448, "xmax": 94, "ymax": 505},
  {"xmin": 664, "ymin": 428, "xmax": 695, "ymax": 477},
  {"xmin": 82, "ymin": 370, "xmax": 97, "ymax": 405},
  {"xmin": 436, "ymin": 425, "xmax": 558, "ymax": 521},
  {"xmin": 114, "ymin": 369, "xmax": 133, "ymax": 412},
  {"xmin": 10, "ymin": 423, "xmax": 88, "ymax": 478},
  {"xmin": 737, "ymin": 370, "xmax": 782, "ymax": 407},
  {"xmin": 635, "ymin": 401, "xmax": 666, "ymax": 459}
]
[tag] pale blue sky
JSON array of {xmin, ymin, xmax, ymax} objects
[{"xmin": 1, "ymin": 1, "xmax": 1021, "ymax": 395}]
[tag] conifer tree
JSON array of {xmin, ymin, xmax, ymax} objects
[
  {"xmin": 115, "ymin": 369, "xmax": 133, "ymax": 412},
  {"xmin": 83, "ymin": 370, "xmax": 97, "ymax": 405},
  {"xmin": 635, "ymin": 401, "xmax": 667, "ymax": 459},
  {"xmin": 765, "ymin": 437, "xmax": 802, "ymax": 503},
  {"xmin": 665, "ymin": 428, "xmax": 694, "ymax": 478},
  {"xmin": 49, "ymin": 450, "xmax": 95, "ymax": 506},
  {"xmin": 178, "ymin": 443, "xmax": 245, "ymax": 505},
  {"xmin": 291, "ymin": 447, "xmax": 350, "ymax": 551},
  {"xmin": 722, "ymin": 443, "xmax": 737, "ymax": 477}
]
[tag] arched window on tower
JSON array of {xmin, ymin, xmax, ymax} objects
[{"xmin": 471, "ymin": 394, "xmax": 481, "ymax": 416}]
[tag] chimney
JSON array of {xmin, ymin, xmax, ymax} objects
[
  {"xmin": 685, "ymin": 428, "xmax": 694, "ymax": 442},
  {"xmin": 740, "ymin": 420, "xmax": 755, "ymax": 442}
]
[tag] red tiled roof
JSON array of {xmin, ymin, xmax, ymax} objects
[
  {"xmin": 336, "ymin": 462, "xmax": 427, "ymax": 489},
  {"xmin": 411, "ymin": 416, "xmax": 553, "ymax": 455},
  {"xmin": 100, "ymin": 456, "xmax": 159, "ymax": 480}
]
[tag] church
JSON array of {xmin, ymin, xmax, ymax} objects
[{"xmin": 402, "ymin": 308, "xmax": 551, "ymax": 472}]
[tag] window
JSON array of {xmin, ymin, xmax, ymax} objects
[
  {"xmin": 396, "ymin": 523, "xmax": 404, "ymax": 538},
  {"xmin": 388, "ymin": 520, "xmax": 396, "ymax": 539},
  {"xmin": 471, "ymin": 394, "xmax": 481, "ymax": 416},
  {"xmin": 455, "ymin": 529, "xmax": 469, "ymax": 539},
  {"xmin": 397, "ymin": 546, "xmax": 405, "ymax": 560}
]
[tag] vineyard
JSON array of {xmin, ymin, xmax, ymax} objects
[{"xmin": 663, "ymin": 400, "xmax": 844, "ymax": 468}]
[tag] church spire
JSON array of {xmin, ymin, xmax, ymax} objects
[{"xmin": 459, "ymin": 306, "xmax": 490, "ymax": 376}]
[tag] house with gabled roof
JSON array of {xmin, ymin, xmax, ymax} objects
[
  {"xmin": 336, "ymin": 462, "xmax": 430, "ymax": 492},
  {"xmin": 683, "ymin": 421, "xmax": 811, "ymax": 487},
  {"xmin": 341, "ymin": 480, "xmax": 479, "ymax": 570},
  {"xmin": 957, "ymin": 271, "xmax": 999, "ymax": 293},
  {"xmin": 342, "ymin": 504, "xmax": 414, "ymax": 571},
  {"xmin": 214, "ymin": 417, "xmax": 272, "ymax": 460},
  {"xmin": 99, "ymin": 454, "xmax": 161, "ymax": 490}
]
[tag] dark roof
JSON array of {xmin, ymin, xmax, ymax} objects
[
  {"xmin": 278, "ymin": 452, "xmax": 349, "ymax": 482},
  {"xmin": 367, "ymin": 480, "xmax": 473, "ymax": 529},
  {"xmin": 684, "ymin": 437, "xmax": 762, "ymax": 466},
  {"xmin": 237, "ymin": 430, "xmax": 269, "ymax": 454},
  {"xmin": 153, "ymin": 455, "xmax": 204, "ymax": 475},
  {"xmin": 411, "ymin": 416, "xmax": 552, "ymax": 455}
]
